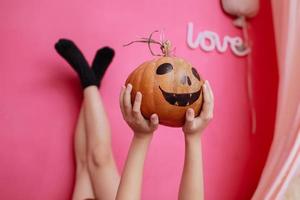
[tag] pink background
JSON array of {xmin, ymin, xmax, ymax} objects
[{"xmin": 0, "ymin": 0, "xmax": 278, "ymax": 199}]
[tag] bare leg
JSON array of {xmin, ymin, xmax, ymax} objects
[
  {"xmin": 84, "ymin": 86, "xmax": 120, "ymax": 200},
  {"xmin": 72, "ymin": 107, "xmax": 95, "ymax": 200},
  {"xmin": 54, "ymin": 39, "xmax": 117, "ymax": 199}
]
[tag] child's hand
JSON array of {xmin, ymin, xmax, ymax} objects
[
  {"xmin": 182, "ymin": 81, "xmax": 214, "ymax": 137},
  {"xmin": 120, "ymin": 84, "xmax": 159, "ymax": 138}
]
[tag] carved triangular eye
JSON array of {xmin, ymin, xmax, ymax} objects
[
  {"xmin": 192, "ymin": 67, "xmax": 201, "ymax": 81},
  {"xmin": 156, "ymin": 63, "xmax": 173, "ymax": 75}
]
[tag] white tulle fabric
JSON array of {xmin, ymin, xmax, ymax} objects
[{"xmin": 252, "ymin": 0, "xmax": 300, "ymax": 199}]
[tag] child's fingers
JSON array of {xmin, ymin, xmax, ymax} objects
[
  {"xmin": 123, "ymin": 84, "xmax": 133, "ymax": 116},
  {"xmin": 206, "ymin": 80, "xmax": 214, "ymax": 103},
  {"xmin": 149, "ymin": 113, "xmax": 159, "ymax": 130},
  {"xmin": 200, "ymin": 81, "xmax": 214, "ymax": 121},
  {"xmin": 206, "ymin": 81, "xmax": 214, "ymax": 117},
  {"xmin": 132, "ymin": 92, "xmax": 143, "ymax": 119},
  {"xmin": 119, "ymin": 86, "xmax": 126, "ymax": 115}
]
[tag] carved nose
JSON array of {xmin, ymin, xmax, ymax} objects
[{"xmin": 181, "ymin": 75, "xmax": 192, "ymax": 86}]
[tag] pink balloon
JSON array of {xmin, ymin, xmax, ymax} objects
[{"xmin": 221, "ymin": 0, "xmax": 259, "ymax": 18}]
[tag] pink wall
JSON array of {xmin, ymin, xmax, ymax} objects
[{"xmin": 0, "ymin": 0, "xmax": 278, "ymax": 199}]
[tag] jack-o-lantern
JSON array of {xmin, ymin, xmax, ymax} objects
[{"xmin": 125, "ymin": 33, "xmax": 204, "ymax": 127}]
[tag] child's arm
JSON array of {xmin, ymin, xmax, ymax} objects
[
  {"xmin": 116, "ymin": 84, "xmax": 159, "ymax": 200},
  {"xmin": 179, "ymin": 81, "xmax": 214, "ymax": 200}
]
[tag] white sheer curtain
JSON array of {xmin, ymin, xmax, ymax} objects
[{"xmin": 252, "ymin": 0, "xmax": 300, "ymax": 199}]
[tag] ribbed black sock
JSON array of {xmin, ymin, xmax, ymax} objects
[
  {"xmin": 91, "ymin": 47, "xmax": 115, "ymax": 87},
  {"xmin": 55, "ymin": 39, "xmax": 97, "ymax": 89}
]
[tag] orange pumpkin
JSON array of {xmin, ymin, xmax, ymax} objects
[{"xmin": 126, "ymin": 56, "xmax": 204, "ymax": 127}]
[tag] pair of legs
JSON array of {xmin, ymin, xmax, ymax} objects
[
  {"xmin": 72, "ymin": 86, "xmax": 120, "ymax": 200},
  {"xmin": 54, "ymin": 39, "xmax": 120, "ymax": 200}
]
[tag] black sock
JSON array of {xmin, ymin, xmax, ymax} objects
[
  {"xmin": 91, "ymin": 47, "xmax": 115, "ymax": 87},
  {"xmin": 54, "ymin": 39, "xmax": 97, "ymax": 89}
]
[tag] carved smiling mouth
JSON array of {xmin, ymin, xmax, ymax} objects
[{"xmin": 159, "ymin": 86, "xmax": 202, "ymax": 107}]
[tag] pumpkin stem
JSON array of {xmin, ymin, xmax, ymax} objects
[
  {"xmin": 161, "ymin": 40, "xmax": 172, "ymax": 57},
  {"xmin": 123, "ymin": 30, "xmax": 175, "ymax": 57}
]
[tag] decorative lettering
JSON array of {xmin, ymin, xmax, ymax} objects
[{"xmin": 187, "ymin": 22, "xmax": 250, "ymax": 56}]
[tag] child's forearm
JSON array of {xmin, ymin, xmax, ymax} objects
[
  {"xmin": 179, "ymin": 135, "xmax": 204, "ymax": 200},
  {"xmin": 116, "ymin": 134, "xmax": 152, "ymax": 200}
]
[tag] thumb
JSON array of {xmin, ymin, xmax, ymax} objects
[
  {"xmin": 185, "ymin": 108, "xmax": 195, "ymax": 127},
  {"xmin": 149, "ymin": 114, "xmax": 159, "ymax": 130}
]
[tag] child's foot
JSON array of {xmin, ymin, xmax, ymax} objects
[
  {"xmin": 55, "ymin": 39, "xmax": 97, "ymax": 88},
  {"xmin": 92, "ymin": 47, "xmax": 115, "ymax": 87}
]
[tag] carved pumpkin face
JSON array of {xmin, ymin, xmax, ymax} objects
[{"xmin": 126, "ymin": 56, "xmax": 204, "ymax": 127}]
